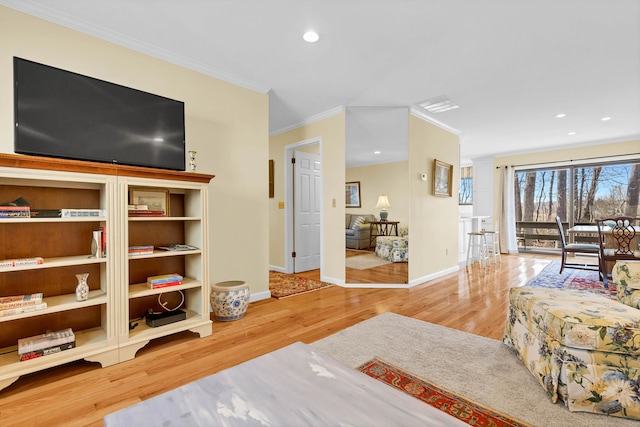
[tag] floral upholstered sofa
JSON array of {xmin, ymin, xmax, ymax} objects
[
  {"xmin": 503, "ymin": 261, "xmax": 640, "ymax": 421},
  {"xmin": 374, "ymin": 227, "xmax": 408, "ymax": 262}
]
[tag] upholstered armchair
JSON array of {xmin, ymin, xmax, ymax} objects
[{"xmin": 345, "ymin": 214, "xmax": 375, "ymax": 250}]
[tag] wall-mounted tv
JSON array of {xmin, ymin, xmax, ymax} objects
[{"xmin": 14, "ymin": 57, "xmax": 186, "ymax": 171}]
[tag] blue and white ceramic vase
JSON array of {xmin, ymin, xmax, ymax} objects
[{"xmin": 210, "ymin": 280, "xmax": 250, "ymax": 321}]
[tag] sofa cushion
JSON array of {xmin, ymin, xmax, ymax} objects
[
  {"xmin": 614, "ymin": 261, "xmax": 640, "ymax": 309},
  {"xmin": 350, "ymin": 215, "xmax": 366, "ymax": 230},
  {"xmin": 509, "ymin": 287, "xmax": 640, "ymax": 354},
  {"xmin": 613, "ymin": 261, "xmax": 640, "ymax": 290}
]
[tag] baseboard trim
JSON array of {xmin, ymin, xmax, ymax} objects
[{"xmin": 250, "ymin": 290, "xmax": 271, "ymax": 302}]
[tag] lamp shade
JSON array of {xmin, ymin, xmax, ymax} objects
[{"xmin": 375, "ymin": 195, "xmax": 391, "ymax": 210}]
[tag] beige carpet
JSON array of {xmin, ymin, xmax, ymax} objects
[
  {"xmin": 311, "ymin": 312, "xmax": 637, "ymax": 427},
  {"xmin": 345, "ymin": 253, "xmax": 391, "ymax": 270}
]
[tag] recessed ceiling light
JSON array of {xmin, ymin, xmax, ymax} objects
[
  {"xmin": 568, "ymin": 132, "xmax": 576, "ymax": 136},
  {"xmin": 601, "ymin": 117, "xmax": 611, "ymax": 121},
  {"xmin": 374, "ymin": 151, "xmax": 381, "ymax": 154},
  {"xmin": 303, "ymin": 31, "xmax": 319, "ymax": 43},
  {"xmin": 556, "ymin": 113, "xmax": 566, "ymax": 118},
  {"xmin": 153, "ymin": 137, "xmax": 164, "ymax": 142}
]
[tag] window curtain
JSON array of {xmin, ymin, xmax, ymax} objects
[{"xmin": 498, "ymin": 165, "xmax": 518, "ymax": 253}]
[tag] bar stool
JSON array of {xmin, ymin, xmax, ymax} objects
[
  {"xmin": 483, "ymin": 230, "xmax": 502, "ymax": 264},
  {"xmin": 466, "ymin": 231, "xmax": 489, "ymax": 268}
]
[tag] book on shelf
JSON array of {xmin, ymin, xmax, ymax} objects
[
  {"xmin": 0, "ymin": 257, "xmax": 44, "ymax": 268},
  {"xmin": 0, "ymin": 205, "xmax": 30, "ymax": 210},
  {"xmin": 0, "ymin": 292, "xmax": 44, "ymax": 310},
  {"xmin": 157, "ymin": 244, "xmax": 199, "ymax": 251},
  {"xmin": 60, "ymin": 208, "xmax": 106, "ymax": 218},
  {"xmin": 0, "ymin": 292, "xmax": 43, "ymax": 305},
  {"xmin": 18, "ymin": 328, "xmax": 75, "ymax": 354},
  {"xmin": 0, "ymin": 302, "xmax": 47, "ymax": 317},
  {"xmin": 30, "ymin": 209, "xmax": 62, "ymax": 218},
  {"xmin": 101, "ymin": 225, "xmax": 107, "ymax": 257},
  {"xmin": 127, "ymin": 210, "xmax": 165, "ymax": 217},
  {"xmin": 128, "ymin": 204, "xmax": 148, "ymax": 210},
  {"xmin": 128, "ymin": 245, "xmax": 154, "ymax": 256},
  {"xmin": 147, "ymin": 273, "xmax": 183, "ymax": 284},
  {"xmin": 147, "ymin": 273, "xmax": 183, "ymax": 288},
  {"xmin": 19, "ymin": 341, "xmax": 76, "ymax": 361},
  {"xmin": 148, "ymin": 280, "xmax": 183, "ymax": 289},
  {"xmin": 0, "ymin": 206, "xmax": 30, "ymax": 218}
]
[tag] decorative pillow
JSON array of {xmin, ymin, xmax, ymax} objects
[
  {"xmin": 351, "ymin": 215, "xmax": 366, "ymax": 230},
  {"xmin": 613, "ymin": 261, "xmax": 640, "ymax": 290},
  {"xmin": 613, "ymin": 261, "xmax": 640, "ymax": 309}
]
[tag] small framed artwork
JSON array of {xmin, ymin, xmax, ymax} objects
[
  {"xmin": 345, "ymin": 181, "xmax": 361, "ymax": 208},
  {"xmin": 433, "ymin": 159, "xmax": 453, "ymax": 197},
  {"xmin": 129, "ymin": 188, "xmax": 170, "ymax": 215}
]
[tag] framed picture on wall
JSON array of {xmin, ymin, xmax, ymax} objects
[
  {"xmin": 345, "ymin": 181, "xmax": 361, "ymax": 208},
  {"xmin": 433, "ymin": 159, "xmax": 453, "ymax": 197}
]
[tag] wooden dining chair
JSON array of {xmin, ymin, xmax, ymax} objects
[
  {"xmin": 555, "ymin": 216, "xmax": 601, "ymax": 275},
  {"xmin": 596, "ymin": 217, "xmax": 640, "ymax": 286}
]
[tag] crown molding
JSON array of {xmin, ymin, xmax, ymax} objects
[
  {"xmin": 410, "ymin": 107, "xmax": 461, "ymax": 135},
  {"xmin": 270, "ymin": 106, "xmax": 344, "ymax": 136},
  {"xmin": 0, "ymin": 0, "xmax": 271, "ymax": 94}
]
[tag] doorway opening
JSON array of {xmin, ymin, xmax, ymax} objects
[{"xmin": 284, "ymin": 137, "xmax": 323, "ymax": 274}]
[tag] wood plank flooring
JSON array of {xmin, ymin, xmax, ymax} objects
[{"xmin": 0, "ymin": 253, "xmax": 557, "ymax": 426}]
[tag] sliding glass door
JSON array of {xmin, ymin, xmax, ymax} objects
[{"xmin": 514, "ymin": 160, "xmax": 640, "ymax": 251}]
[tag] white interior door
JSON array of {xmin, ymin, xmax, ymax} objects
[{"xmin": 293, "ymin": 150, "xmax": 321, "ymax": 273}]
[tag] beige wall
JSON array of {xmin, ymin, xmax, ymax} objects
[
  {"xmin": 269, "ymin": 112, "xmax": 346, "ymax": 282},
  {"xmin": 408, "ymin": 113, "xmax": 460, "ymax": 282},
  {"xmin": 0, "ymin": 7, "xmax": 270, "ymax": 296},
  {"xmin": 346, "ymin": 161, "xmax": 409, "ymax": 229},
  {"xmin": 493, "ymin": 139, "xmax": 640, "ymax": 221}
]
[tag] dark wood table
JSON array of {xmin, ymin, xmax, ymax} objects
[{"xmin": 369, "ymin": 221, "xmax": 399, "ymax": 249}]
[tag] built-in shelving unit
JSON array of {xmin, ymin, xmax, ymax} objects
[{"xmin": 0, "ymin": 154, "xmax": 214, "ymax": 391}]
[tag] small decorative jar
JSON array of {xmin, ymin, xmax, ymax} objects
[
  {"xmin": 210, "ymin": 280, "xmax": 250, "ymax": 321},
  {"xmin": 75, "ymin": 273, "xmax": 89, "ymax": 301}
]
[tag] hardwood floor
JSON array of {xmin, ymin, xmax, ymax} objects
[
  {"xmin": 0, "ymin": 253, "xmax": 557, "ymax": 426},
  {"xmin": 345, "ymin": 249, "xmax": 409, "ymax": 283}
]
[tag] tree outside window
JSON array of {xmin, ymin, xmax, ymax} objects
[{"xmin": 459, "ymin": 166, "xmax": 473, "ymax": 205}]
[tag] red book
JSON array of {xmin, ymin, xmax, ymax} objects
[{"xmin": 148, "ymin": 280, "xmax": 183, "ymax": 289}]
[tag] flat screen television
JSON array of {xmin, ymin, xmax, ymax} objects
[{"xmin": 14, "ymin": 57, "xmax": 186, "ymax": 171}]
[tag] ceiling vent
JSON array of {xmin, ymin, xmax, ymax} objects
[{"xmin": 417, "ymin": 96, "xmax": 459, "ymax": 113}]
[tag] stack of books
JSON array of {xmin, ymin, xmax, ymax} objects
[
  {"xmin": 128, "ymin": 245, "xmax": 154, "ymax": 256},
  {"xmin": 0, "ymin": 293, "xmax": 47, "ymax": 317},
  {"xmin": 0, "ymin": 205, "xmax": 30, "ymax": 218},
  {"xmin": 147, "ymin": 273, "xmax": 183, "ymax": 289},
  {"xmin": 18, "ymin": 328, "xmax": 75, "ymax": 361},
  {"xmin": 128, "ymin": 204, "xmax": 165, "ymax": 217},
  {"xmin": 60, "ymin": 208, "xmax": 106, "ymax": 218},
  {"xmin": 0, "ymin": 257, "xmax": 45, "ymax": 268}
]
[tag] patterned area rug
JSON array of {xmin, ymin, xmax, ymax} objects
[
  {"xmin": 358, "ymin": 358, "xmax": 530, "ymax": 427},
  {"xmin": 525, "ymin": 260, "xmax": 616, "ymax": 298},
  {"xmin": 269, "ymin": 271, "xmax": 333, "ymax": 299}
]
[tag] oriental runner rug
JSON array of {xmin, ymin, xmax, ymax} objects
[
  {"xmin": 525, "ymin": 260, "xmax": 616, "ymax": 299},
  {"xmin": 358, "ymin": 358, "xmax": 530, "ymax": 427},
  {"xmin": 269, "ymin": 271, "xmax": 333, "ymax": 299}
]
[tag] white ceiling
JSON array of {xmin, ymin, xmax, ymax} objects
[{"xmin": 2, "ymin": 0, "xmax": 639, "ymax": 164}]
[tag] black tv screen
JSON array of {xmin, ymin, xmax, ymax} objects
[{"xmin": 14, "ymin": 57, "xmax": 186, "ymax": 171}]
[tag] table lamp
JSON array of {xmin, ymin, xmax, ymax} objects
[{"xmin": 376, "ymin": 195, "xmax": 391, "ymax": 221}]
